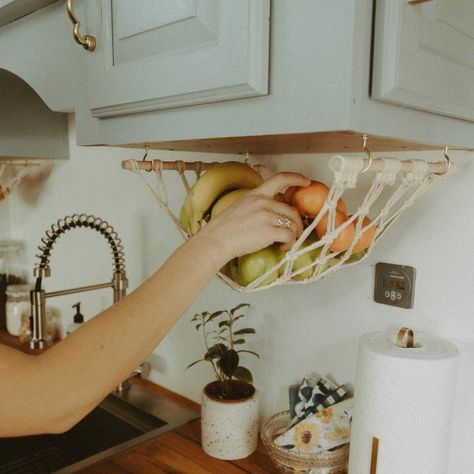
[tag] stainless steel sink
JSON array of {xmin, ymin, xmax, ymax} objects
[{"xmin": 0, "ymin": 383, "xmax": 199, "ymax": 473}]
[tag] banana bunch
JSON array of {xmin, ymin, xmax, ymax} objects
[{"xmin": 179, "ymin": 161, "xmax": 263, "ymax": 235}]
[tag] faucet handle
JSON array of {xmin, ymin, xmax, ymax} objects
[
  {"xmin": 114, "ymin": 361, "xmax": 151, "ymax": 393},
  {"xmin": 133, "ymin": 360, "xmax": 151, "ymax": 380}
]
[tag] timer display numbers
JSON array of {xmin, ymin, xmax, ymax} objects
[{"xmin": 374, "ymin": 263, "xmax": 416, "ymax": 309}]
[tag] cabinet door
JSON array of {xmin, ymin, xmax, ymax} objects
[
  {"xmin": 372, "ymin": 0, "xmax": 474, "ymax": 121},
  {"xmin": 87, "ymin": 0, "xmax": 270, "ymax": 118},
  {"xmin": 0, "ymin": 0, "xmax": 57, "ymax": 27}
]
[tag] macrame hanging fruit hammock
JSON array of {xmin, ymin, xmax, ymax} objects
[
  {"xmin": 122, "ymin": 145, "xmax": 453, "ymax": 292},
  {"xmin": 0, "ymin": 161, "xmax": 37, "ymax": 200}
]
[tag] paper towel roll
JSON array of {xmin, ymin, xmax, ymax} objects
[{"xmin": 348, "ymin": 330, "xmax": 459, "ymax": 474}]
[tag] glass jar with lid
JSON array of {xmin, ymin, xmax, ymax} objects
[
  {"xmin": 0, "ymin": 240, "xmax": 26, "ymax": 330},
  {"xmin": 6, "ymin": 284, "xmax": 31, "ymax": 336}
]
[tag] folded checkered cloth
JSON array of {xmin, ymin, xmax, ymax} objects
[{"xmin": 290, "ymin": 376, "xmax": 348, "ymax": 427}]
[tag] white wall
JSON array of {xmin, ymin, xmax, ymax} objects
[{"xmin": 2, "ymin": 118, "xmax": 473, "ymax": 473}]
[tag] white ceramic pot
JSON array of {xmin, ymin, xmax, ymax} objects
[{"xmin": 201, "ymin": 381, "xmax": 259, "ymax": 460}]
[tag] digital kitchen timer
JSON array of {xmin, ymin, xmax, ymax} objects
[{"xmin": 374, "ymin": 262, "xmax": 416, "ymax": 309}]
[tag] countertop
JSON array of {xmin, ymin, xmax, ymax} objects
[
  {"xmin": 85, "ymin": 418, "xmax": 274, "ymax": 474},
  {"xmin": 0, "ymin": 331, "xmax": 275, "ymax": 473}
]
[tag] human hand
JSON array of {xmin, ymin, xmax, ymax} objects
[{"xmin": 194, "ymin": 172, "xmax": 311, "ymax": 266}]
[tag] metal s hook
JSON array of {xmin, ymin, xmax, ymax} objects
[
  {"xmin": 360, "ymin": 134, "xmax": 373, "ymax": 173},
  {"xmin": 433, "ymin": 146, "xmax": 451, "ymax": 176},
  {"xmin": 141, "ymin": 144, "xmax": 150, "ymax": 162}
]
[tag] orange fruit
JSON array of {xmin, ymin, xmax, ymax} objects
[
  {"xmin": 292, "ymin": 181, "xmax": 346, "ymax": 218},
  {"xmin": 352, "ymin": 216, "xmax": 376, "ymax": 253},
  {"xmin": 284, "ymin": 186, "xmax": 297, "ymax": 205},
  {"xmin": 316, "ymin": 211, "xmax": 355, "ymax": 252}
]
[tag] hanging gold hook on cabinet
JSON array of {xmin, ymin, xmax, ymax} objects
[
  {"xmin": 360, "ymin": 134, "xmax": 373, "ymax": 173},
  {"xmin": 141, "ymin": 144, "xmax": 150, "ymax": 162},
  {"xmin": 67, "ymin": 0, "xmax": 96, "ymax": 51},
  {"xmin": 433, "ymin": 146, "xmax": 451, "ymax": 176}
]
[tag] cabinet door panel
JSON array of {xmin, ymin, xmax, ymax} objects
[
  {"xmin": 372, "ymin": 0, "xmax": 474, "ymax": 121},
  {"xmin": 0, "ymin": 0, "xmax": 57, "ymax": 27},
  {"xmin": 88, "ymin": 0, "xmax": 269, "ymax": 118}
]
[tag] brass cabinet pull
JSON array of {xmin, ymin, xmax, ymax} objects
[
  {"xmin": 67, "ymin": 0, "xmax": 96, "ymax": 51},
  {"xmin": 407, "ymin": 0, "xmax": 433, "ymax": 4}
]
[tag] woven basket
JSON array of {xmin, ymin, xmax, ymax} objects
[{"xmin": 261, "ymin": 411, "xmax": 349, "ymax": 473}]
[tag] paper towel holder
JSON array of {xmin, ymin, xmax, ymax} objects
[
  {"xmin": 370, "ymin": 436, "xmax": 379, "ymax": 474},
  {"xmin": 396, "ymin": 327, "xmax": 415, "ymax": 348}
]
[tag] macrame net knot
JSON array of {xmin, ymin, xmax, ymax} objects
[{"xmin": 324, "ymin": 231, "xmax": 338, "ymax": 242}]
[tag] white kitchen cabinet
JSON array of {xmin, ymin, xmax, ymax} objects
[
  {"xmin": 0, "ymin": 0, "xmax": 83, "ymax": 112},
  {"xmin": 0, "ymin": 69, "xmax": 68, "ymax": 160},
  {"xmin": 73, "ymin": 0, "xmax": 474, "ymax": 153},
  {"xmin": 86, "ymin": 0, "xmax": 270, "ymax": 118},
  {"xmin": 1, "ymin": 0, "xmax": 474, "ymax": 154},
  {"xmin": 372, "ymin": 0, "xmax": 474, "ymax": 122},
  {"xmin": 0, "ymin": 0, "xmax": 57, "ymax": 27}
]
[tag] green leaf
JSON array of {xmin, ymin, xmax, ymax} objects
[
  {"xmin": 218, "ymin": 320, "xmax": 230, "ymax": 328},
  {"xmin": 233, "ymin": 366, "xmax": 253, "ymax": 384},
  {"xmin": 233, "ymin": 328, "xmax": 256, "ymax": 336},
  {"xmin": 206, "ymin": 330, "xmax": 217, "ymax": 336},
  {"xmin": 195, "ymin": 323, "xmax": 202, "ymax": 331},
  {"xmin": 237, "ymin": 350, "xmax": 260, "ymax": 359},
  {"xmin": 205, "ymin": 343, "xmax": 227, "ymax": 360},
  {"xmin": 186, "ymin": 359, "xmax": 205, "ymax": 370},
  {"xmin": 218, "ymin": 328, "xmax": 227, "ymax": 335},
  {"xmin": 208, "ymin": 310, "xmax": 225, "ymax": 321},
  {"xmin": 230, "ymin": 303, "xmax": 250, "ymax": 316},
  {"xmin": 232, "ymin": 315, "xmax": 244, "ymax": 324},
  {"xmin": 218, "ymin": 349, "xmax": 239, "ymax": 377},
  {"xmin": 233, "ymin": 339, "xmax": 246, "ymax": 345}
]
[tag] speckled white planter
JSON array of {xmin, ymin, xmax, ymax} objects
[{"xmin": 201, "ymin": 381, "xmax": 259, "ymax": 460}]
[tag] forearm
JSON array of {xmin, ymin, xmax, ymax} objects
[
  {"xmin": 2, "ymin": 233, "xmax": 223, "ymax": 436},
  {"xmin": 0, "ymin": 172, "xmax": 310, "ymax": 437}
]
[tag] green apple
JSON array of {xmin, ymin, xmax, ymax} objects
[
  {"xmin": 284, "ymin": 235, "xmax": 320, "ymax": 280},
  {"xmin": 345, "ymin": 249, "xmax": 367, "ymax": 264},
  {"xmin": 232, "ymin": 245, "xmax": 281, "ymax": 287},
  {"xmin": 290, "ymin": 247, "xmax": 318, "ymax": 280},
  {"xmin": 284, "ymin": 236, "xmax": 340, "ymax": 280}
]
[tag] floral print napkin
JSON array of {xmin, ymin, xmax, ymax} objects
[{"xmin": 275, "ymin": 398, "xmax": 353, "ymax": 454}]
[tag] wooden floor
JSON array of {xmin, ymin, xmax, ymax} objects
[{"xmin": 84, "ymin": 419, "xmax": 275, "ymax": 474}]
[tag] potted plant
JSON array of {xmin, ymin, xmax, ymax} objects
[{"xmin": 187, "ymin": 303, "xmax": 259, "ymax": 460}]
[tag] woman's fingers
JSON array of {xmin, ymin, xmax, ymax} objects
[
  {"xmin": 270, "ymin": 227, "xmax": 297, "ymax": 252},
  {"xmin": 261, "ymin": 199, "xmax": 304, "ymax": 237},
  {"xmin": 198, "ymin": 171, "xmax": 311, "ymax": 262},
  {"xmin": 254, "ymin": 172, "xmax": 310, "ymax": 197}
]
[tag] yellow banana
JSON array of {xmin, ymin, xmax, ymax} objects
[
  {"xmin": 180, "ymin": 162, "xmax": 263, "ymax": 235},
  {"xmin": 210, "ymin": 188, "xmax": 249, "ymax": 219}
]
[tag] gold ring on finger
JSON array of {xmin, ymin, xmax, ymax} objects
[{"xmin": 275, "ymin": 215, "xmax": 292, "ymax": 229}]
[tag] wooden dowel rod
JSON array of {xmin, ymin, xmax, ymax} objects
[
  {"xmin": 121, "ymin": 160, "xmax": 220, "ymax": 172},
  {"xmin": 121, "ymin": 159, "xmax": 263, "ymax": 173},
  {"xmin": 374, "ymin": 157, "xmax": 449, "ymax": 174},
  {"xmin": 329, "ymin": 156, "xmax": 451, "ymax": 175},
  {"xmin": 0, "ymin": 161, "xmax": 40, "ymax": 166}
]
